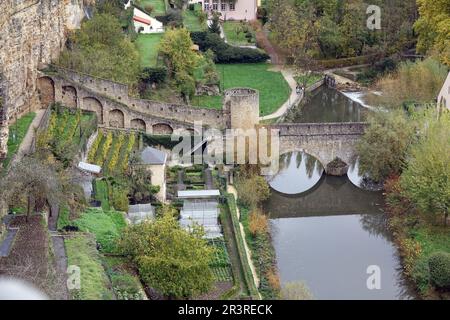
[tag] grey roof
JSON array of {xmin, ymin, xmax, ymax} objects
[
  {"xmin": 177, "ymin": 190, "xmax": 220, "ymax": 199},
  {"xmin": 128, "ymin": 203, "xmax": 155, "ymax": 224},
  {"xmin": 140, "ymin": 147, "xmax": 167, "ymax": 165},
  {"xmin": 179, "ymin": 199, "xmax": 222, "ymax": 239}
]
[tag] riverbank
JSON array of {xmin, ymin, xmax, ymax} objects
[{"xmin": 384, "ymin": 177, "xmax": 450, "ymax": 299}]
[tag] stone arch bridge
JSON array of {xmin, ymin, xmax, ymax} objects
[{"xmin": 262, "ymin": 122, "xmax": 368, "ymax": 173}]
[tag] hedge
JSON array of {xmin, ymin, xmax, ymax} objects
[
  {"xmin": 225, "ymin": 193, "xmax": 260, "ymax": 299},
  {"xmin": 190, "ymin": 32, "xmax": 269, "ymax": 64}
]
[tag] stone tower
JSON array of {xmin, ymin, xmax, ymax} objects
[{"xmin": 223, "ymin": 88, "xmax": 260, "ymax": 130}]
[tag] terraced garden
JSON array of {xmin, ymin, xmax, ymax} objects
[{"xmin": 87, "ymin": 130, "xmax": 137, "ymax": 176}]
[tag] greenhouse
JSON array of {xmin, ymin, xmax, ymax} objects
[{"xmin": 179, "ymin": 199, "xmax": 222, "ymax": 239}]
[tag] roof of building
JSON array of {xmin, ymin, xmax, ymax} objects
[
  {"xmin": 128, "ymin": 203, "xmax": 155, "ymax": 224},
  {"xmin": 133, "ymin": 15, "xmax": 152, "ymax": 25},
  {"xmin": 177, "ymin": 190, "xmax": 220, "ymax": 199},
  {"xmin": 140, "ymin": 147, "xmax": 167, "ymax": 165},
  {"xmin": 77, "ymin": 162, "xmax": 101, "ymax": 174}
]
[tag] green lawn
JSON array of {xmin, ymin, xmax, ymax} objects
[
  {"xmin": 136, "ymin": 0, "xmax": 166, "ymax": 16},
  {"xmin": 65, "ymin": 235, "xmax": 114, "ymax": 300},
  {"xmin": 136, "ymin": 33, "xmax": 164, "ymax": 67},
  {"xmin": 183, "ymin": 8, "xmax": 206, "ymax": 32},
  {"xmin": 74, "ymin": 207, "xmax": 126, "ymax": 253},
  {"xmin": 196, "ymin": 63, "xmax": 291, "ymax": 116},
  {"xmin": 223, "ymin": 21, "xmax": 256, "ymax": 46},
  {"xmin": 1, "ymin": 112, "xmax": 36, "ymax": 172}
]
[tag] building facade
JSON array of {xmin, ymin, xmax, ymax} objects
[
  {"xmin": 438, "ymin": 72, "xmax": 450, "ymax": 111},
  {"xmin": 203, "ymin": 0, "xmax": 258, "ymax": 21}
]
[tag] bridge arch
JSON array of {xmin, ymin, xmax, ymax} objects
[
  {"xmin": 62, "ymin": 85, "xmax": 77, "ymax": 108},
  {"xmin": 153, "ymin": 123, "xmax": 173, "ymax": 135},
  {"xmin": 131, "ymin": 118, "xmax": 146, "ymax": 132},
  {"xmin": 37, "ymin": 76, "xmax": 55, "ymax": 108},
  {"xmin": 109, "ymin": 109, "xmax": 125, "ymax": 128},
  {"xmin": 83, "ymin": 97, "xmax": 103, "ymax": 124}
]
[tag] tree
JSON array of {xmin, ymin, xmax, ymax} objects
[
  {"xmin": 208, "ymin": 12, "xmax": 221, "ymax": 35},
  {"xmin": 414, "ymin": 0, "xmax": 450, "ymax": 66},
  {"xmin": 356, "ymin": 111, "xmax": 416, "ymax": 182},
  {"xmin": 0, "ymin": 157, "xmax": 63, "ymax": 221},
  {"xmin": 58, "ymin": 13, "xmax": 140, "ymax": 86},
  {"xmin": 236, "ymin": 174, "xmax": 271, "ymax": 209},
  {"xmin": 400, "ymin": 113, "xmax": 450, "ymax": 225},
  {"xmin": 118, "ymin": 213, "xmax": 214, "ymax": 298},
  {"xmin": 128, "ymin": 166, "xmax": 160, "ymax": 204}
]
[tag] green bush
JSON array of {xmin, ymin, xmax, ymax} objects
[
  {"xmin": 428, "ymin": 251, "xmax": 450, "ymax": 289},
  {"xmin": 190, "ymin": 32, "xmax": 269, "ymax": 64},
  {"xmin": 140, "ymin": 66, "xmax": 168, "ymax": 84},
  {"xmin": 411, "ymin": 258, "xmax": 430, "ymax": 294}
]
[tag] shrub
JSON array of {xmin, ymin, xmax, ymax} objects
[
  {"xmin": 266, "ymin": 268, "xmax": 281, "ymax": 291},
  {"xmin": 248, "ymin": 209, "xmax": 269, "ymax": 237},
  {"xmin": 190, "ymin": 32, "xmax": 269, "ymax": 64},
  {"xmin": 411, "ymin": 258, "xmax": 430, "ymax": 294},
  {"xmin": 140, "ymin": 66, "xmax": 168, "ymax": 84},
  {"xmin": 428, "ymin": 252, "xmax": 450, "ymax": 289},
  {"xmin": 144, "ymin": 5, "xmax": 154, "ymax": 14}
]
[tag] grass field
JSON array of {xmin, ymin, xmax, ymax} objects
[
  {"xmin": 195, "ymin": 63, "xmax": 291, "ymax": 116},
  {"xmin": 65, "ymin": 235, "xmax": 114, "ymax": 300},
  {"xmin": 1, "ymin": 112, "xmax": 36, "ymax": 172},
  {"xmin": 136, "ymin": 0, "xmax": 166, "ymax": 16},
  {"xmin": 222, "ymin": 21, "xmax": 256, "ymax": 46},
  {"xmin": 135, "ymin": 33, "xmax": 164, "ymax": 67},
  {"xmin": 183, "ymin": 7, "xmax": 206, "ymax": 32}
]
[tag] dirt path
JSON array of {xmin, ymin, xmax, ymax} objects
[{"xmin": 10, "ymin": 109, "xmax": 45, "ymax": 166}]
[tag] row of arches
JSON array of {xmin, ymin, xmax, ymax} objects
[{"xmin": 37, "ymin": 76, "xmax": 178, "ymax": 134}]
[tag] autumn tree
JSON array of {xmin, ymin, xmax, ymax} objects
[
  {"xmin": 414, "ymin": 0, "xmax": 450, "ymax": 66},
  {"xmin": 118, "ymin": 213, "xmax": 214, "ymax": 298},
  {"xmin": 356, "ymin": 110, "xmax": 416, "ymax": 182},
  {"xmin": 401, "ymin": 112, "xmax": 450, "ymax": 225},
  {"xmin": 236, "ymin": 173, "xmax": 271, "ymax": 209},
  {"xmin": 281, "ymin": 282, "xmax": 314, "ymax": 300},
  {"xmin": 159, "ymin": 28, "xmax": 200, "ymax": 100}
]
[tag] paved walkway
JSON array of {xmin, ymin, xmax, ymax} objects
[
  {"xmin": 10, "ymin": 109, "xmax": 46, "ymax": 166},
  {"xmin": 260, "ymin": 67, "xmax": 303, "ymax": 121},
  {"xmin": 226, "ymin": 185, "xmax": 261, "ymax": 292}
]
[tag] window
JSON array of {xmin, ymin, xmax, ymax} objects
[
  {"xmin": 204, "ymin": 0, "xmax": 210, "ymax": 10},
  {"xmin": 229, "ymin": 1, "xmax": 235, "ymax": 11},
  {"xmin": 221, "ymin": 2, "xmax": 226, "ymax": 10},
  {"xmin": 213, "ymin": 1, "xmax": 218, "ymax": 10}
]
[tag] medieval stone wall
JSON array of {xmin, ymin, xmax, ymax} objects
[{"xmin": 0, "ymin": 0, "xmax": 85, "ymax": 158}]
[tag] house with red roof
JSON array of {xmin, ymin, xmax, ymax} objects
[{"xmin": 125, "ymin": 0, "xmax": 164, "ymax": 34}]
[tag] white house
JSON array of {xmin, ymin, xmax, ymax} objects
[
  {"xmin": 438, "ymin": 72, "xmax": 450, "ymax": 111},
  {"xmin": 133, "ymin": 8, "xmax": 164, "ymax": 34},
  {"xmin": 124, "ymin": 0, "xmax": 164, "ymax": 34},
  {"xmin": 203, "ymin": 0, "xmax": 258, "ymax": 21}
]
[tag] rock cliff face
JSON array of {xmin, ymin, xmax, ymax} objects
[{"xmin": 0, "ymin": 0, "xmax": 86, "ymax": 159}]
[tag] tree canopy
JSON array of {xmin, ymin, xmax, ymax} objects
[
  {"xmin": 401, "ymin": 112, "xmax": 450, "ymax": 224},
  {"xmin": 119, "ymin": 212, "xmax": 214, "ymax": 298}
]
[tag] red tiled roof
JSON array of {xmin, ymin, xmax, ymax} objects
[{"xmin": 133, "ymin": 16, "xmax": 151, "ymax": 25}]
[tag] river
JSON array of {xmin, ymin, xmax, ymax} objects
[{"xmin": 266, "ymin": 88, "xmax": 416, "ymax": 299}]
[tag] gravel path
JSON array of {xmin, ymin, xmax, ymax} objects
[{"xmin": 260, "ymin": 67, "xmax": 303, "ymax": 121}]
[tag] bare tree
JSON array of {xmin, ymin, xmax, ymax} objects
[{"xmin": 0, "ymin": 156, "xmax": 63, "ymax": 221}]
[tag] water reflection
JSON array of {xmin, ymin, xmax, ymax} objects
[
  {"xmin": 267, "ymin": 151, "xmax": 324, "ymax": 195},
  {"xmin": 284, "ymin": 86, "xmax": 369, "ymax": 123},
  {"xmin": 348, "ymin": 159, "xmax": 384, "ymax": 191},
  {"xmin": 267, "ymin": 176, "xmax": 416, "ymax": 299}
]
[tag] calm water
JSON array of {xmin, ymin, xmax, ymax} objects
[
  {"xmin": 284, "ymin": 86, "xmax": 369, "ymax": 123},
  {"xmin": 266, "ymin": 152, "xmax": 416, "ymax": 300}
]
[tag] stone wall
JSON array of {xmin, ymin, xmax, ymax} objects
[
  {"xmin": 224, "ymin": 88, "xmax": 260, "ymax": 130},
  {"xmin": 0, "ymin": 0, "xmax": 86, "ymax": 158},
  {"xmin": 54, "ymin": 67, "xmax": 226, "ymax": 129}
]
